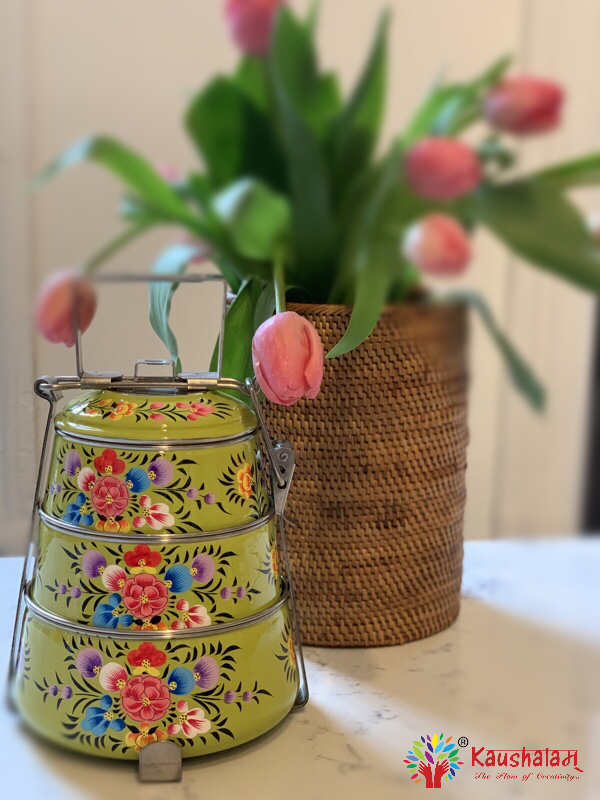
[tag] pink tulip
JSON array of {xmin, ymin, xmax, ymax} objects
[
  {"xmin": 484, "ymin": 75, "xmax": 564, "ymax": 135},
  {"xmin": 35, "ymin": 270, "xmax": 97, "ymax": 347},
  {"xmin": 225, "ymin": 0, "xmax": 284, "ymax": 56},
  {"xmin": 403, "ymin": 214, "xmax": 471, "ymax": 277},
  {"xmin": 252, "ymin": 311, "xmax": 324, "ymax": 405},
  {"xmin": 405, "ymin": 138, "xmax": 482, "ymax": 201}
]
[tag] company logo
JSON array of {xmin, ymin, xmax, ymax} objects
[{"xmin": 405, "ymin": 734, "xmax": 464, "ymax": 787}]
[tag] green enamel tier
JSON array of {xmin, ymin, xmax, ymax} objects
[
  {"xmin": 55, "ymin": 389, "xmax": 257, "ymax": 442},
  {"xmin": 33, "ymin": 518, "xmax": 280, "ymax": 628},
  {"xmin": 14, "ymin": 602, "xmax": 298, "ymax": 760}
]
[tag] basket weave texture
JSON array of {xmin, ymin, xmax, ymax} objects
[{"xmin": 262, "ymin": 302, "xmax": 469, "ymax": 647}]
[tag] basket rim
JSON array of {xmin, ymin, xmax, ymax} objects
[{"xmin": 286, "ymin": 299, "xmax": 466, "ymax": 317}]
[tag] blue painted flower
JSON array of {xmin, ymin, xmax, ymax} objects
[
  {"xmin": 164, "ymin": 565, "xmax": 193, "ymax": 593},
  {"xmin": 63, "ymin": 492, "xmax": 94, "ymax": 527},
  {"xmin": 124, "ymin": 468, "xmax": 150, "ymax": 493},
  {"xmin": 81, "ymin": 695, "xmax": 126, "ymax": 736},
  {"xmin": 92, "ymin": 593, "xmax": 133, "ymax": 628},
  {"xmin": 167, "ymin": 667, "xmax": 195, "ymax": 695}
]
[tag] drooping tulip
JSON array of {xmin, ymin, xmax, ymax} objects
[
  {"xmin": 405, "ymin": 137, "xmax": 482, "ymax": 202},
  {"xmin": 252, "ymin": 311, "xmax": 324, "ymax": 405},
  {"xmin": 403, "ymin": 214, "xmax": 471, "ymax": 277},
  {"xmin": 35, "ymin": 270, "xmax": 97, "ymax": 347},
  {"xmin": 484, "ymin": 75, "xmax": 564, "ymax": 135},
  {"xmin": 225, "ymin": 0, "xmax": 284, "ymax": 56}
]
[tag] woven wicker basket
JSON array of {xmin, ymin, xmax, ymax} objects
[{"xmin": 262, "ymin": 302, "xmax": 469, "ymax": 647}]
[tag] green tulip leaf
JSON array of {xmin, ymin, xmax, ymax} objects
[
  {"xmin": 148, "ymin": 243, "xmax": 204, "ymax": 373},
  {"xmin": 404, "ymin": 54, "xmax": 511, "ymax": 144},
  {"xmin": 329, "ymin": 10, "xmax": 389, "ymax": 199},
  {"xmin": 437, "ymin": 289, "xmax": 546, "ymax": 411},
  {"xmin": 213, "ymin": 178, "xmax": 291, "ymax": 261},
  {"xmin": 209, "ymin": 277, "xmax": 267, "ymax": 394},
  {"xmin": 269, "ymin": 6, "xmax": 341, "ymax": 141},
  {"xmin": 185, "ymin": 76, "xmax": 287, "ymax": 192},
  {"xmin": 477, "ymin": 180, "xmax": 600, "ymax": 292},
  {"xmin": 270, "ymin": 8, "xmax": 336, "ymax": 292},
  {"xmin": 534, "ymin": 152, "xmax": 600, "ymax": 189},
  {"xmin": 327, "ymin": 237, "xmax": 399, "ymax": 358},
  {"xmin": 81, "ymin": 222, "xmax": 153, "ymax": 275},
  {"xmin": 33, "ymin": 136, "xmax": 203, "ymax": 233}
]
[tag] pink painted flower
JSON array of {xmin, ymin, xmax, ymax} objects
[
  {"xmin": 405, "ymin": 138, "xmax": 482, "ymax": 201},
  {"xmin": 35, "ymin": 270, "xmax": 97, "ymax": 348},
  {"xmin": 167, "ymin": 701, "xmax": 211, "ymax": 737},
  {"xmin": 133, "ymin": 495, "xmax": 175, "ymax": 530},
  {"xmin": 403, "ymin": 214, "xmax": 471, "ymax": 277},
  {"xmin": 77, "ymin": 467, "xmax": 97, "ymax": 492},
  {"xmin": 122, "ymin": 574, "xmax": 169, "ymax": 619},
  {"xmin": 252, "ymin": 311, "xmax": 324, "ymax": 406},
  {"xmin": 187, "ymin": 403, "xmax": 216, "ymax": 421},
  {"xmin": 91, "ymin": 475, "xmax": 129, "ymax": 517},
  {"xmin": 121, "ymin": 675, "xmax": 170, "ymax": 723},
  {"xmin": 99, "ymin": 662, "xmax": 128, "ymax": 692},
  {"xmin": 171, "ymin": 599, "xmax": 211, "ymax": 629},
  {"xmin": 225, "ymin": 0, "xmax": 283, "ymax": 56},
  {"xmin": 484, "ymin": 75, "xmax": 564, "ymax": 135},
  {"xmin": 149, "ymin": 402, "xmax": 165, "ymax": 410},
  {"xmin": 101, "ymin": 564, "xmax": 127, "ymax": 591},
  {"xmin": 149, "ymin": 414, "xmax": 165, "ymax": 421}
]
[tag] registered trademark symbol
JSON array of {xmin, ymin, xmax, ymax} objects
[{"xmin": 458, "ymin": 737, "xmax": 469, "ymax": 748}]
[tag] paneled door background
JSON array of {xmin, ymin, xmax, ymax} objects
[{"xmin": 1, "ymin": 0, "xmax": 598, "ymax": 554}]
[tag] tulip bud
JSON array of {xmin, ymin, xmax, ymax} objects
[
  {"xmin": 252, "ymin": 311, "xmax": 324, "ymax": 406},
  {"xmin": 405, "ymin": 138, "xmax": 482, "ymax": 201},
  {"xmin": 484, "ymin": 75, "xmax": 564, "ymax": 135},
  {"xmin": 225, "ymin": 0, "xmax": 284, "ymax": 56},
  {"xmin": 35, "ymin": 270, "xmax": 97, "ymax": 347},
  {"xmin": 403, "ymin": 214, "xmax": 471, "ymax": 277}
]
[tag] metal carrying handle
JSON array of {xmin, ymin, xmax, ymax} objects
[{"xmin": 72, "ymin": 272, "xmax": 229, "ymax": 388}]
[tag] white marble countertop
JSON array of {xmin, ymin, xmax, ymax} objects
[{"xmin": 1, "ymin": 541, "xmax": 599, "ymax": 800}]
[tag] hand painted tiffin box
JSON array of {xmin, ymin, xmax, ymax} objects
[{"xmin": 9, "ymin": 275, "xmax": 307, "ymax": 774}]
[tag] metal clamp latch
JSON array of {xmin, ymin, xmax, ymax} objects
[{"xmin": 272, "ymin": 440, "xmax": 295, "ymax": 516}]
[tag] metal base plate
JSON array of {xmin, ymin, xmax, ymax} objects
[{"xmin": 138, "ymin": 741, "xmax": 182, "ymax": 783}]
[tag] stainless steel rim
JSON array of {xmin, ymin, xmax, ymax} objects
[
  {"xmin": 24, "ymin": 582, "xmax": 289, "ymax": 640},
  {"xmin": 54, "ymin": 426, "xmax": 259, "ymax": 450},
  {"xmin": 38, "ymin": 506, "xmax": 275, "ymax": 543}
]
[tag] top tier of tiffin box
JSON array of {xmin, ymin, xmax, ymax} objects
[{"xmin": 9, "ymin": 273, "xmax": 307, "ymax": 776}]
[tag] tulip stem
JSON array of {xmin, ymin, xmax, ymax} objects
[{"xmin": 274, "ymin": 248, "xmax": 287, "ymax": 315}]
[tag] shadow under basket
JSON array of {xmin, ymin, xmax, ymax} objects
[{"xmin": 262, "ymin": 302, "xmax": 469, "ymax": 647}]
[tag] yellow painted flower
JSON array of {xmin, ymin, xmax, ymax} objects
[
  {"xmin": 237, "ymin": 464, "xmax": 253, "ymax": 499},
  {"xmin": 271, "ymin": 548, "xmax": 279, "ymax": 579},
  {"xmin": 110, "ymin": 402, "xmax": 138, "ymax": 421},
  {"xmin": 288, "ymin": 635, "xmax": 296, "ymax": 667},
  {"xmin": 125, "ymin": 723, "xmax": 167, "ymax": 752}
]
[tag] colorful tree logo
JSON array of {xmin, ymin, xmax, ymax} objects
[{"xmin": 405, "ymin": 734, "xmax": 464, "ymax": 787}]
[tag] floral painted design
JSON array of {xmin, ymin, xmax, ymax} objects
[
  {"xmin": 48, "ymin": 541, "xmax": 264, "ymax": 628},
  {"xmin": 125, "ymin": 723, "xmax": 168, "ymax": 752},
  {"xmin": 218, "ymin": 453, "xmax": 269, "ymax": 519},
  {"xmin": 275, "ymin": 622, "xmax": 298, "ymax": 683},
  {"xmin": 82, "ymin": 695, "xmax": 126, "ymax": 734},
  {"xmin": 40, "ymin": 635, "xmax": 275, "ymax": 755},
  {"xmin": 82, "ymin": 395, "xmax": 234, "ymax": 423},
  {"xmin": 168, "ymin": 701, "xmax": 211, "ymax": 737},
  {"xmin": 122, "ymin": 574, "xmax": 170, "ymax": 620},
  {"xmin": 46, "ymin": 441, "xmax": 267, "ymax": 534},
  {"xmin": 121, "ymin": 675, "xmax": 171, "ymax": 722}
]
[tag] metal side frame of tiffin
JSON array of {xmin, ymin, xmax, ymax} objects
[{"xmin": 7, "ymin": 272, "xmax": 308, "ymax": 782}]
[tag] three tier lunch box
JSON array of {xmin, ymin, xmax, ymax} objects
[{"xmin": 8, "ymin": 273, "xmax": 308, "ymax": 775}]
